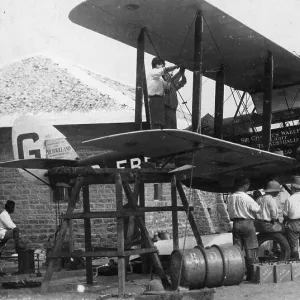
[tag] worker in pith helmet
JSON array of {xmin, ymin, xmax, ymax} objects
[{"xmin": 255, "ymin": 180, "xmax": 284, "ymax": 233}]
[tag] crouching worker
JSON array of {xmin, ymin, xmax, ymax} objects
[
  {"xmin": 0, "ymin": 200, "xmax": 21, "ymax": 254},
  {"xmin": 255, "ymin": 180, "xmax": 284, "ymax": 233},
  {"xmin": 227, "ymin": 177, "xmax": 261, "ymax": 281},
  {"xmin": 283, "ymin": 176, "xmax": 300, "ymax": 259}
]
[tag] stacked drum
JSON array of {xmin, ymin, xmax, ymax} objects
[{"xmin": 169, "ymin": 244, "xmax": 245, "ymax": 289}]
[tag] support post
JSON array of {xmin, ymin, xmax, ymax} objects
[
  {"xmin": 138, "ymin": 182, "xmax": 148, "ymax": 273},
  {"xmin": 116, "ymin": 172, "xmax": 125, "ymax": 297},
  {"xmin": 143, "ymin": 68, "xmax": 151, "ymax": 129},
  {"xmin": 176, "ymin": 181, "xmax": 204, "ymax": 247},
  {"xmin": 192, "ymin": 10, "xmax": 204, "ymax": 133},
  {"xmin": 41, "ymin": 177, "xmax": 83, "ymax": 294},
  {"xmin": 262, "ymin": 51, "xmax": 273, "ymax": 151},
  {"xmin": 214, "ymin": 65, "xmax": 225, "ymax": 138},
  {"xmin": 171, "ymin": 175, "xmax": 179, "ymax": 250},
  {"xmin": 135, "ymin": 28, "xmax": 145, "ymax": 130},
  {"xmin": 83, "ymin": 185, "xmax": 93, "ymax": 285}
]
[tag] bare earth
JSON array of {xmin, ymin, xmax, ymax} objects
[{"xmin": 1, "ymin": 276, "xmax": 300, "ymax": 300}]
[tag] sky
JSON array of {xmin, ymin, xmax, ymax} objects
[{"xmin": 1, "ymin": 0, "xmax": 300, "ymax": 119}]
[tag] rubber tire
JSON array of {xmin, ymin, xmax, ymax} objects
[{"xmin": 257, "ymin": 232, "xmax": 291, "ymax": 262}]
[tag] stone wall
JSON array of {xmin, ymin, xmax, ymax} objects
[{"xmin": 0, "ymin": 124, "xmax": 231, "ymax": 253}]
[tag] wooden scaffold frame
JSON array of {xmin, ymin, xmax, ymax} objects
[{"xmin": 40, "ymin": 167, "xmax": 203, "ymax": 296}]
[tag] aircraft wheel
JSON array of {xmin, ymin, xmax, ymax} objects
[{"xmin": 257, "ymin": 232, "xmax": 291, "ymax": 262}]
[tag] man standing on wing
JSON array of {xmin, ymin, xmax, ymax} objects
[
  {"xmin": 147, "ymin": 57, "xmax": 179, "ymax": 129},
  {"xmin": 283, "ymin": 175, "xmax": 300, "ymax": 259},
  {"xmin": 227, "ymin": 177, "xmax": 260, "ymax": 280}
]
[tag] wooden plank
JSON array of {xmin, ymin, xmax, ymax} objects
[
  {"xmin": 139, "ymin": 182, "xmax": 148, "ymax": 274},
  {"xmin": 116, "ymin": 172, "xmax": 125, "ymax": 298},
  {"xmin": 171, "ymin": 175, "xmax": 179, "ymax": 251},
  {"xmin": 41, "ymin": 176, "xmax": 83, "ymax": 294},
  {"xmin": 49, "ymin": 247, "xmax": 157, "ymax": 258},
  {"xmin": 122, "ymin": 177, "xmax": 140, "ymax": 244},
  {"xmin": 83, "ymin": 185, "xmax": 93, "ymax": 285},
  {"xmin": 136, "ymin": 216, "xmax": 171, "ymax": 288},
  {"xmin": 176, "ymin": 181, "xmax": 204, "ymax": 247},
  {"xmin": 50, "ymin": 172, "xmax": 174, "ymax": 185},
  {"xmin": 61, "ymin": 206, "xmax": 194, "ymax": 219},
  {"xmin": 68, "ymin": 220, "xmax": 74, "ymax": 253}
]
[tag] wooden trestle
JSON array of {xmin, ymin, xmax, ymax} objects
[{"xmin": 40, "ymin": 167, "xmax": 203, "ymax": 296}]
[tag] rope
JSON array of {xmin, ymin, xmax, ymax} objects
[{"xmin": 176, "ymin": 151, "xmax": 196, "ymax": 289}]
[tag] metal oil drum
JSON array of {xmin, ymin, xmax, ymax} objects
[
  {"xmin": 169, "ymin": 244, "xmax": 245, "ymax": 290},
  {"xmin": 199, "ymin": 245, "xmax": 224, "ymax": 288},
  {"xmin": 219, "ymin": 244, "xmax": 245, "ymax": 286},
  {"xmin": 169, "ymin": 247, "xmax": 207, "ymax": 290}
]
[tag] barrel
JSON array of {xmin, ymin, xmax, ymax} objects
[
  {"xmin": 169, "ymin": 247, "xmax": 207, "ymax": 290},
  {"xmin": 169, "ymin": 244, "xmax": 245, "ymax": 289}
]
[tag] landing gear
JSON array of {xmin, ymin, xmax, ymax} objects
[{"xmin": 257, "ymin": 233, "xmax": 291, "ymax": 262}]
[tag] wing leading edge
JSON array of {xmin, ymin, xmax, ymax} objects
[{"xmin": 83, "ymin": 129, "xmax": 299, "ymax": 192}]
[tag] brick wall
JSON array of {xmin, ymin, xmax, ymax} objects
[{"xmin": 0, "ymin": 124, "xmax": 231, "ymax": 253}]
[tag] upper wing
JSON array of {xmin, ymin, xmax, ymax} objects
[
  {"xmin": 69, "ymin": 0, "xmax": 300, "ymax": 93},
  {"xmin": 83, "ymin": 129, "xmax": 299, "ymax": 191}
]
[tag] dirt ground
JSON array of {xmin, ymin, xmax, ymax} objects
[
  {"xmin": 1, "ymin": 261, "xmax": 300, "ymax": 300},
  {"xmin": 1, "ymin": 274, "xmax": 300, "ymax": 300}
]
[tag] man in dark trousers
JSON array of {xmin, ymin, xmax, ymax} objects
[
  {"xmin": 147, "ymin": 57, "xmax": 179, "ymax": 129},
  {"xmin": 283, "ymin": 175, "xmax": 300, "ymax": 259},
  {"xmin": 163, "ymin": 67, "xmax": 187, "ymax": 129},
  {"xmin": 0, "ymin": 200, "xmax": 21, "ymax": 254},
  {"xmin": 227, "ymin": 177, "xmax": 261, "ymax": 280}
]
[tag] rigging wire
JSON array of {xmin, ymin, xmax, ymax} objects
[{"xmin": 203, "ymin": 15, "xmax": 224, "ymax": 63}]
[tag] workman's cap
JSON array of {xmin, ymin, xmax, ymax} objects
[
  {"xmin": 291, "ymin": 175, "xmax": 300, "ymax": 189},
  {"xmin": 264, "ymin": 180, "xmax": 281, "ymax": 192}
]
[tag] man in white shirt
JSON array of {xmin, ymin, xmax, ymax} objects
[
  {"xmin": 255, "ymin": 180, "xmax": 283, "ymax": 233},
  {"xmin": 147, "ymin": 57, "xmax": 179, "ymax": 129},
  {"xmin": 227, "ymin": 177, "xmax": 260, "ymax": 280},
  {"xmin": 283, "ymin": 175, "xmax": 300, "ymax": 259},
  {"xmin": 0, "ymin": 200, "xmax": 21, "ymax": 254}
]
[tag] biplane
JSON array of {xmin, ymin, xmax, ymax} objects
[{"xmin": 1, "ymin": 0, "xmax": 300, "ymax": 192}]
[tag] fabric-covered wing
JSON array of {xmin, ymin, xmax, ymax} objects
[
  {"xmin": 0, "ymin": 158, "xmax": 79, "ymax": 170},
  {"xmin": 83, "ymin": 129, "xmax": 299, "ymax": 191},
  {"xmin": 69, "ymin": 0, "xmax": 300, "ymax": 93}
]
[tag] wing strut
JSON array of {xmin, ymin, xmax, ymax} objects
[{"xmin": 22, "ymin": 168, "xmax": 52, "ymax": 188}]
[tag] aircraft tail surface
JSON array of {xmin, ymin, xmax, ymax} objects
[{"xmin": 12, "ymin": 115, "xmax": 78, "ymax": 184}]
